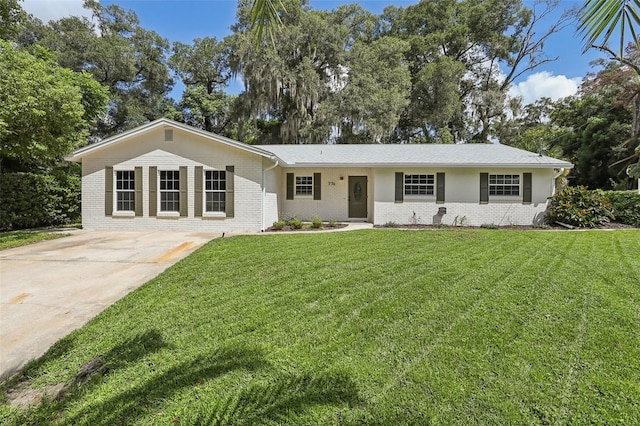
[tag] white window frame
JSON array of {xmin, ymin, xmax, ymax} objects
[
  {"xmin": 159, "ymin": 170, "xmax": 180, "ymax": 212},
  {"xmin": 404, "ymin": 174, "xmax": 435, "ymax": 196},
  {"xmin": 295, "ymin": 175, "xmax": 313, "ymax": 196},
  {"xmin": 489, "ymin": 174, "xmax": 520, "ymax": 196},
  {"xmin": 115, "ymin": 170, "xmax": 135, "ymax": 212},
  {"xmin": 205, "ymin": 170, "xmax": 226, "ymax": 214}
]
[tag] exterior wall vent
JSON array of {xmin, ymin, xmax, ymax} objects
[{"xmin": 164, "ymin": 129, "xmax": 173, "ymax": 142}]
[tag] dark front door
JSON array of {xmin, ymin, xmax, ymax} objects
[{"xmin": 348, "ymin": 176, "xmax": 368, "ymax": 218}]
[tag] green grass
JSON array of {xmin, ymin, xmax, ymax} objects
[
  {"xmin": 0, "ymin": 230, "xmax": 67, "ymax": 250},
  {"xmin": 2, "ymin": 229, "xmax": 639, "ymax": 425}
]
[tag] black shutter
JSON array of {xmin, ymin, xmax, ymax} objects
[
  {"xmin": 226, "ymin": 165, "xmax": 234, "ymax": 218},
  {"xmin": 313, "ymin": 172, "xmax": 321, "ymax": 200},
  {"xmin": 395, "ymin": 172, "xmax": 403, "ymax": 203},
  {"xmin": 480, "ymin": 173, "xmax": 489, "ymax": 204},
  {"xmin": 194, "ymin": 166, "xmax": 203, "ymax": 217},
  {"xmin": 179, "ymin": 166, "xmax": 188, "ymax": 217},
  {"xmin": 436, "ymin": 172, "xmax": 445, "ymax": 204},
  {"xmin": 149, "ymin": 166, "xmax": 157, "ymax": 217},
  {"xmin": 286, "ymin": 172, "xmax": 294, "ymax": 200},
  {"xmin": 105, "ymin": 166, "xmax": 113, "ymax": 216},
  {"xmin": 523, "ymin": 172, "xmax": 532, "ymax": 204},
  {"xmin": 134, "ymin": 166, "xmax": 142, "ymax": 216}
]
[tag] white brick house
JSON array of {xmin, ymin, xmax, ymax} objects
[{"xmin": 66, "ymin": 118, "xmax": 573, "ymax": 232}]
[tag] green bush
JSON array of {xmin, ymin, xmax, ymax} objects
[
  {"xmin": 0, "ymin": 171, "xmax": 80, "ymax": 231},
  {"xmin": 603, "ymin": 191, "xmax": 640, "ymax": 226},
  {"xmin": 328, "ymin": 219, "xmax": 337, "ymax": 227},
  {"xmin": 290, "ymin": 218, "xmax": 303, "ymax": 229},
  {"xmin": 272, "ymin": 220, "xmax": 286, "ymax": 230},
  {"xmin": 547, "ymin": 186, "xmax": 614, "ymax": 228},
  {"xmin": 311, "ymin": 216, "xmax": 323, "ymax": 229}
]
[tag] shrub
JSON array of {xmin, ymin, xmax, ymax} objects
[
  {"xmin": 480, "ymin": 223, "xmax": 499, "ymax": 229},
  {"xmin": 603, "ymin": 191, "xmax": 640, "ymax": 226},
  {"xmin": 0, "ymin": 171, "xmax": 80, "ymax": 231},
  {"xmin": 311, "ymin": 216, "xmax": 323, "ymax": 229},
  {"xmin": 328, "ymin": 219, "xmax": 337, "ymax": 227},
  {"xmin": 272, "ymin": 220, "xmax": 286, "ymax": 230},
  {"xmin": 383, "ymin": 221, "xmax": 398, "ymax": 227},
  {"xmin": 547, "ymin": 186, "xmax": 614, "ymax": 228},
  {"xmin": 290, "ymin": 218, "xmax": 303, "ymax": 229}
]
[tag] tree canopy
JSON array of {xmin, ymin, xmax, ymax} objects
[{"xmin": 0, "ymin": 40, "xmax": 108, "ymax": 171}]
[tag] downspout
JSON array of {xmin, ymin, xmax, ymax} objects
[{"xmin": 261, "ymin": 157, "xmax": 279, "ymax": 231}]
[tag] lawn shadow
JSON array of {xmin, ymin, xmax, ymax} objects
[
  {"xmin": 195, "ymin": 369, "xmax": 361, "ymax": 425},
  {"xmin": 3, "ymin": 330, "xmax": 167, "ymax": 411},
  {"xmin": 58, "ymin": 344, "xmax": 268, "ymax": 425}
]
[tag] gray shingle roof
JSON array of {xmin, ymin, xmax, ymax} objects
[{"xmin": 261, "ymin": 144, "xmax": 573, "ymax": 168}]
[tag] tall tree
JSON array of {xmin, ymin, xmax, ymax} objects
[
  {"xmin": 382, "ymin": 0, "xmax": 571, "ymax": 143},
  {"xmin": 38, "ymin": 0, "xmax": 173, "ymax": 137},
  {"xmin": 0, "ymin": 0, "xmax": 25, "ymax": 41},
  {"xmin": 551, "ymin": 69, "xmax": 634, "ymax": 189},
  {"xmin": 0, "ymin": 41, "xmax": 108, "ymax": 171},
  {"xmin": 169, "ymin": 37, "xmax": 233, "ymax": 134}
]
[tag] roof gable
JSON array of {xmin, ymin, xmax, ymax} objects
[{"xmin": 66, "ymin": 118, "xmax": 276, "ymax": 162}]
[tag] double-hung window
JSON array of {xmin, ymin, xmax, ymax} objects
[
  {"xmin": 296, "ymin": 176, "xmax": 313, "ymax": 196},
  {"xmin": 404, "ymin": 174, "xmax": 434, "ymax": 195},
  {"xmin": 116, "ymin": 170, "xmax": 135, "ymax": 211},
  {"xmin": 489, "ymin": 174, "xmax": 520, "ymax": 196},
  {"xmin": 160, "ymin": 170, "xmax": 180, "ymax": 212},
  {"xmin": 205, "ymin": 170, "xmax": 226, "ymax": 212}
]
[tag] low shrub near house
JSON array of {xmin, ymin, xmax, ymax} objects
[
  {"xmin": 603, "ymin": 191, "xmax": 640, "ymax": 226},
  {"xmin": 547, "ymin": 186, "xmax": 614, "ymax": 228},
  {"xmin": 272, "ymin": 220, "xmax": 286, "ymax": 231},
  {"xmin": 0, "ymin": 171, "xmax": 80, "ymax": 231},
  {"xmin": 290, "ymin": 218, "xmax": 303, "ymax": 229},
  {"xmin": 311, "ymin": 216, "xmax": 323, "ymax": 229}
]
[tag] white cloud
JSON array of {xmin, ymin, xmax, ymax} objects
[
  {"xmin": 21, "ymin": 0, "xmax": 94, "ymax": 24},
  {"xmin": 509, "ymin": 71, "xmax": 581, "ymax": 105}
]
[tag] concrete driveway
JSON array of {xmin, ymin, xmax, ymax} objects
[{"xmin": 0, "ymin": 230, "xmax": 218, "ymax": 381}]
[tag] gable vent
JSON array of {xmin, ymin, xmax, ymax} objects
[{"xmin": 164, "ymin": 129, "xmax": 173, "ymax": 142}]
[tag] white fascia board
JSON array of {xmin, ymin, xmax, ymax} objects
[{"xmin": 285, "ymin": 162, "xmax": 574, "ymax": 169}]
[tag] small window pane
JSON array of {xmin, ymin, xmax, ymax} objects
[
  {"xmin": 404, "ymin": 174, "xmax": 434, "ymax": 196},
  {"xmin": 205, "ymin": 170, "xmax": 226, "ymax": 212},
  {"xmin": 489, "ymin": 174, "xmax": 520, "ymax": 196},
  {"xmin": 115, "ymin": 170, "xmax": 135, "ymax": 211},
  {"xmin": 296, "ymin": 176, "xmax": 313, "ymax": 196},
  {"xmin": 160, "ymin": 170, "xmax": 180, "ymax": 212}
]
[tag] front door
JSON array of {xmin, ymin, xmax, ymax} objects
[{"xmin": 348, "ymin": 176, "xmax": 368, "ymax": 218}]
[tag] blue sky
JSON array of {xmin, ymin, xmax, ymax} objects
[{"xmin": 23, "ymin": 0, "xmax": 606, "ymax": 104}]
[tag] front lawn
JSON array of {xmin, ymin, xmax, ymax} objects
[
  {"xmin": 2, "ymin": 229, "xmax": 639, "ymax": 424},
  {"xmin": 0, "ymin": 230, "xmax": 67, "ymax": 250}
]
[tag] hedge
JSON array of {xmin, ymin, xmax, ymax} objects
[
  {"xmin": 0, "ymin": 171, "xmax": 80, "ymax": 231},
  {"xmin": 603, "ymin": 191, "xmax": 640, "ymax": 226}
]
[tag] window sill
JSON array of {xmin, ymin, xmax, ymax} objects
[
  {"xmin": 202, "ymin": 212, "xmax": 227, "ymax": 219},
  {"xmin": 157, "ymin": 211, "xmax": 180, "ymax": 218},
  {"xmin": 488, "ymin": 196, "xmax": 522, "ymax": 203},
  {"xmin": 112, "ymin": 211, "xmax": 135, "ymax": 217}
]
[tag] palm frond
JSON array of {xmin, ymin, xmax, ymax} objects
[{"xmin": 577, "ymin": 0, "xmax": 640, "ymax": 59}]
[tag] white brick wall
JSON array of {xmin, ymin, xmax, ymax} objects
[
  {"xmin": 277, "ymin": 167, "xmax": 372, "ymax": 222},
  {"xmin": 373, "ymin": 167, "xmax": 555, "ymax": 226},
  {"xmin": 82, "ymin": 126, "xmax": 267, "ymax": 233}
]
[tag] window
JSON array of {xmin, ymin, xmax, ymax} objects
[
  {"xmin": 489, "ymin": 174, "xmax": 520, "ymax": 196},
  {"xmin": 205, "ymin": 170, "xmax": 226, "ymax": 212},
  {"xmin": 296, "ymin": 176, "xmax": 313, "ymax": 196},
  {"xmin": 116, "ymin": 170, "xmax": 135, "ymax": 211},
  {"xmin": 160, "ymin": 170, "xmax": 180, "ymax": 212},
  {"xmin": 404, "ymin": 174, "xmax": 434, "ymax": 195}
]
